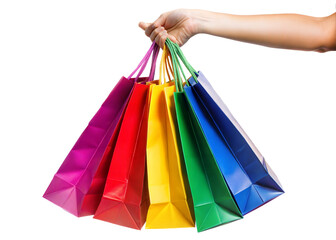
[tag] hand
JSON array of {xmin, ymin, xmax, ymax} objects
[{"xmin": 139, "ymin": 9, "xmax": 199, "ymax": 48}]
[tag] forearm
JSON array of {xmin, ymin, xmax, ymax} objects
[{"xmin": 192, "ymin": 10, "xmax": 336, "ymax": 52}]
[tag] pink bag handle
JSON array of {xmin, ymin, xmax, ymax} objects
[
  {"xmin": 127, "ymin": 42, "xmax": 154, "ymax": 80},
  {"xmin": 134, "ymin": 43, "xmax": 159, "ymax": 82},
  {"xmin": 127, "ymin": 42, "xmax": 159, "ymax": 82},
  {"xmin": 147, "ymin": 44, "xmax": 160, "ymax": 82}
]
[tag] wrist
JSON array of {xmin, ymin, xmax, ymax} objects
[{"xmin": 189, "ymin": 9, "xmax": 215, "ymax": 35}]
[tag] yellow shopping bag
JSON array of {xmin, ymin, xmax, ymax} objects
[{"xmin": 145, "ymin": 46, "xmax": 195, "ymax": 229}]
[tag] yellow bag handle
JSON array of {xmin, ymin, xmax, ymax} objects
[
  {"xmin": 165, "ymin": 50, "xmax": 173, "ymax": 81},
  {"xmin": 159, "ymin": 47, "xmax": 166, "ymax": 84},
  {"xmin": 159, "ymin": 45, "xmax": 174, "ymax": 85}
]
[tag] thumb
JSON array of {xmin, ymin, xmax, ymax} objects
[{"xmin": 138, "ymin": 22, "xmax": 150, "ymax": 30}]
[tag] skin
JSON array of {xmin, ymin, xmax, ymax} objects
[{"xmin": 139, "ymin": 9, "xmax": 336, "ymax": 52}]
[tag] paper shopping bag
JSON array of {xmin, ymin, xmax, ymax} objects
[
  {"xmin": 79, "ymin": 103, "xmax": 127, "ymax": 216},
  {"xmin": 80, "ymin": 44, "xmax": 159, "ymax": 216},
  {"xmin": 168, "ymin": 39, "xmax": 284, "ymax": 215},
  {"xmin": 93, "ymin": 82, "xmax": 150, "ymax": 230},
  {"xmin": 146, "ymin": 83, "xmax": 195, "ymax": 229},
  {"xmin": 165, "ymin": 39, "xmax": 242, "ymax": 232},
  {"xmin": 43, "ymin": 42, "xmax": 159, "ymax": 217},
  {"xmin": 174, "ymin": 91, "xmax": 242, "ymax": 232},
  {"xmin": 145, "ymin": 46, "xmax": 194, "ymax": 229},
  {"xmin": 187, "ymin": 72, "xmax": 284, "ymax": 214}
]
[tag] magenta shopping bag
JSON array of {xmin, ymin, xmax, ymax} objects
[{"xmin": 43, "ymin": 43, "xmax": 159, "ymax": 217}]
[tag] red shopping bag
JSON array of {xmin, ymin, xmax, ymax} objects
[{"xmin": 93, "ymin": 76, "xmax": 152, "ymax": 229}]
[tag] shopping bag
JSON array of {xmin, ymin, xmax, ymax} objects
[
  {"xmin": 43, "ymin": 42, "xmax": 159, "ymax": 217},
  {"xmin": 166, "ymin": 40, "xmax": 242, "ymax": 232},
  {"xmin": 93, "ymin": 44, "xmax": 160, "ymax": 229},
  {"xmin": 172, "ymin": 41, "xmax": 284, "ymax": 215},
  {"xmin": 80, "ymin": 101, "xmax": 126, "ymax": 216},
  {"xmin": 93, "ymin": 83, "xmax": 150, "ymax": 229},
  {"xmin": 145, "ymin": 46, "xmax": 194, "ymax": 229},
  {"xmin": 80, "ymin": 43, "xmax": 160, "ymax": 216}
]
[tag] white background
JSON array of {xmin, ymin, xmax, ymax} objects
[{"xmin": 0, "ymin": 0, "xmax": 335, "ymax": 239}]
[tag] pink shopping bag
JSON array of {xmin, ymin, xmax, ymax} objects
[{"xmin": 43, "ymin": 43, "xmax": 159, "ymax": 217}]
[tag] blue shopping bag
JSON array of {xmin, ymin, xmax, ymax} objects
[{"xmin": 185, "ymin": 72, "xmax": 284, "ymax": 214}]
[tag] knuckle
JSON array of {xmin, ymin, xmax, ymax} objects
[
  {"xmin": 154, "ymin": 28, "xmax": 160, "ymax": 34},
  {"xmin": 159, "ymin": 13, "xmax": 166, "ymax": 19}
]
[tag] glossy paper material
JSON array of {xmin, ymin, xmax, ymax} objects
[
  {"xmin": 187, "ymin": 71, "xmax": 284, "ymax": 214},
  {"xmin": 93, "ymin": 83, "xmax": 150, "ymax": 230},
  {"xmin": 174, "ymin": 91, "xmax": 242, "ymax": 232},
  {"xmin": 43, "ymin": 76, "xmax": 137, "ymax": 216},
  {"xmin": 80, "ymin": 101, "xmax": 127, "ymax": 216},
  {"xmin": 43, "ymin": 42, "xmax": 159, "ymax": 217},
  {"xmin": 146, "ymin": 83, "xmax": 194, "ymax": 229}
]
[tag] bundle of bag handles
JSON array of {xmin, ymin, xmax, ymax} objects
[
  {"xmin": 159, "ymin": 44, "xmax": 174, "ymax": 84},
  {"xmin": 165, "ymin": 39, "xmax": 198, "ymax": 92},
  {"xmin": 127, "ymin": 42, "xmax": 160, "ymax": 83},
  {"xmin": 127, "ymin": 38, "xmax": 198, "ymax": 90}
]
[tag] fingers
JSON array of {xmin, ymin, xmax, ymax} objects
[
  {"xmin": 149, "ymin": 27, "xmax": 163, "ymax": 41},
  {"xmin": 139, "ymin": 22, "xmax": 169, "ymax": 48},
  {"xmin": 138, "ymin": 22, "xmax": 150, "ymax": 30},
  {"xmin": 143, "ymin": 13, "xmax": 166, "ymax": 37},
  {"xmin": 142, "ymin": 26, "xmax": 179, "ymax": 48},
  {"xmin": 154, "ymin": 29, "xmax": 168, "ymax": 49},
  {"xmin": 145, "ymin": 23, "xmax": 158, "ymax": 38},
  {"xmin": 139, "ymin": 13, "xmax": 175, "ymax": 48}
]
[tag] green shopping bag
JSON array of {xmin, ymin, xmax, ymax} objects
[{"xmin": 166, "ymin": 40, "xmax": 242, "ymax": 232}]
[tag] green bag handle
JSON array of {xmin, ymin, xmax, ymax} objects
[
  {"xmin": 165, "ymin": 39, "xmax": 198, "ymax": 92},
  {"xmin": 166, "ymin": 39, "xmax": 184, "ymax": 92},
  {"xmin": 172, "ymin": 42, "xmax": 197, "ymax": 78},
  {"xmin": 168, "ymin": 39, "xmax": 197, "ymax": 81}
]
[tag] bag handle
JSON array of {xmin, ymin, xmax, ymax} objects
[
  {"xmin": 166, "ymin": 39, "xmax": 190, "ymax": 92},
  {"xmin": 127, "ymin": 42, "xmax": 160, "ymax": 82},
  {"xmin": 134, "ymin": 42, "xmax": 160, "ymax": 82},
  {"xmin": 166, "ymin": 50, "xmax": 174, "ymax": 80},
  {"xmin": 165, "ymin": 39, "xmax": 198, "ymax": 91},
  {"xmin": 169, "ymin": 40, "xmax": 197, "ymax": 81},
  {"xmin": 159, "ymin": 45, "xmax": 174, "ymax": 84},
  {"xmin": 166, "ymin": 39, "xmax": 183, "ymax": 91},
  {"xmin": 165, "ymin": 47, "xmax": 174, "ymax": 82},
  {"xmin": 147, "ymin": 43, "xmax": 160, "ymax": 82},
  {"xmin": 159, "ymin": 46, "xmax": 167, "ymax": 84},
  {"xmin": 127, "ymin": 42, "xmax": 154, "ymax": 80}
]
